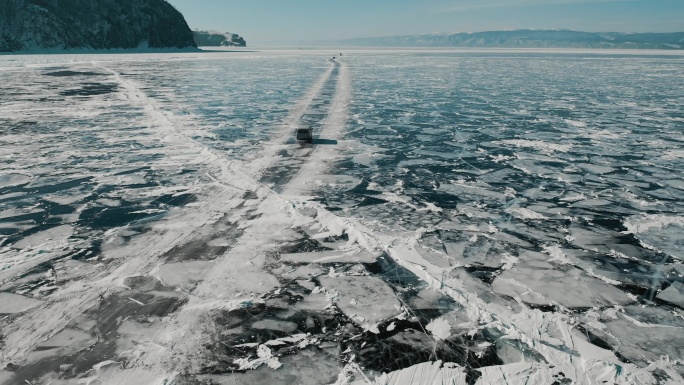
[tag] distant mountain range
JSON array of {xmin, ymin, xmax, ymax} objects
[
  {"xmin": 0, "ymin": 0, "xmax": 197, "ymax": 52},
  {"xmin": 193, "ymin": 30, "xmax": 246, "ymax": 47},
  {"xmin": 337, "ymin": 30, "xmax": 684, "ymax": 49}
]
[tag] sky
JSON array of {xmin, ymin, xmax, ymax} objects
[{"xmin": 167, "ymin": 0, "xmax": 684, "ymax": 46}]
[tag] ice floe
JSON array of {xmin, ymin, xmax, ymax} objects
[
  {"xmin": 371, "ymin": 361, "xmax": 467, "ymax": 385},
  {"xmin": 319, "ymin": 276, "xmax": 402, "ymax": 326},
  {"xmin": 657, "ymin": 281, "xmax": 684, "ymax": 308},
  {"xmin": 0, "ymin": 292, "xmax": 43, "ymax": 314}
]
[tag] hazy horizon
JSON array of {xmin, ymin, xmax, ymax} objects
[{"xmin": 168, "ymin": 0, "xmax": 684, "ymax": 46}]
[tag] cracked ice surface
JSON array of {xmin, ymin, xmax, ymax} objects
[
  {"xmin": 324, "ymin": 51, "xmax": 684, "ymax": 384},
  {"xmin": 1, "ymin": 50, "xmax": 684, "ymax": 385}
]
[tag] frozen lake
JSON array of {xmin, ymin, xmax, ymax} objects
[{"xmin": 1, "ymin": 49, "xmax": 683, "ymax": 384}]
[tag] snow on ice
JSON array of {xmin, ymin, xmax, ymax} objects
[{"xmin": 1, "ymin": 50, "xmax": 683, "ymax": 385}]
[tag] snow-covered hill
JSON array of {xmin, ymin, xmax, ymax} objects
[
  {"xmin": 193, "ymin": 30, "xmax": 247, "ymax": 47},
  {"xmin": 338, "ymin": 30, "xmax": 684, "ymax": 49},
  {"xmin": 0, "ymin": 0, "xmax": 196, "ymax": 52}
]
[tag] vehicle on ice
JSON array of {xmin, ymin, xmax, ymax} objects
[{"xmin": 296, "ymin": 127, "xmax": 313, "ymax": 143}]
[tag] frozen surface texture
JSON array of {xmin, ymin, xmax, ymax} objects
[
  {"xmin": 0, "ymin": 293, "xmax": 43, "ymax": 314},
  {"xmin": 1, "ymin": 50, "xmax": 683, "ymax": 385},
  {"xmin": 318, "ymin": 275, "xmax": 402, "ymax": 326},
  {"xmin": 657, "ymin": 282, "xmax": 684, "ymax": 308},
  {"xmin": 372, "ymin": 361, "xmax": 467, "ymax": 385}
]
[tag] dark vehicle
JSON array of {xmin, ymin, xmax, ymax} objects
[{"xmin": 296, "ymin": 127, "xmax": 313, "ymax": 143}]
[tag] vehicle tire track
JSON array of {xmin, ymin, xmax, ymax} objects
[
  {"xmin": 0, "ymin": 58, "xmax": 350, "ymax": 383},
  {"xmin": 258, "ymin": 59, "xmax": 342, "ymax": 193}
]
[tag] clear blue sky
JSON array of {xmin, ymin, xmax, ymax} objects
[{"xmin": 167, "ymin": 0, "xmax": 684, "ymax": 46}]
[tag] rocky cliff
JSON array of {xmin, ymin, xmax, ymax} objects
[
  {"xmin": 0, "ymin": 0, "xmax": 196, "ymax": 52},
  {"xmin": 193, "ymin": 30, "xmax": 246, "ymax": 47}
]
